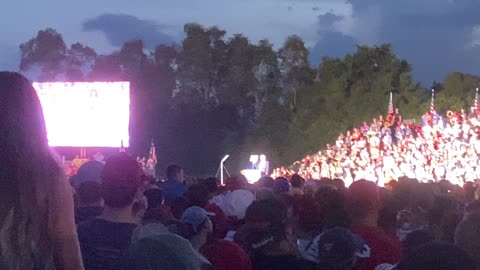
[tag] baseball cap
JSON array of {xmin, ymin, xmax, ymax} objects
[
  {"xmin": 73, "ymin": 160, "xmax": 104, "ymax": 187},
  {"xmin": 102, "ymin": 153, "xmax": 142, "ymax": 187},
  {"xmin": 346, "ymin": 180, "xmax": 380, "ymax": 207},
  {"xmin": 132, "ymin": 232, "xmax": 210, "ymax": 270},
  {"xmin": 201, "ymin": 240, "xmax": 252, "ymax": 270},
  {"xmin": 181, "ymin": 206, "xmax": 215, "ymax": 233},
  {"xmin": 300, "ymin": 227, "xmax": 369, "ymax": 265},
  {"xmin": 220, "ymin": 190, "xmax": 255, "ymax": 220},
  {"xmin": 101, "ymin": 153, "xmax": 143, "ymax": 208}
]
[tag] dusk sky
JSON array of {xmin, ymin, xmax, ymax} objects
[{"xmin": 2, "ymin": 0, "xmax": 480, "ymax": 85}]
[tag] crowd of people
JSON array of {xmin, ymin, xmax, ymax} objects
[
  {"xmin": 3, "ymin": 71, "xmax": 480, "ymax": 270},
  {"xmin": 273, "ymin": 96, "xmax": 480, "ymax": 187},
  {"xmin": 71, "ymin": 157, "xmax": 480, "ymax": 270}
]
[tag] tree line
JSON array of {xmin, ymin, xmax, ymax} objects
[{"xmin": 18, "ymin": 25, "xmax": 480, "ymax": 175}]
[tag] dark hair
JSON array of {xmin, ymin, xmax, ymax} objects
[
  {"xmin": 403, "ymin": 230, "xmax": 433, "ymax": 256},
  {"xmin": 290, "ymin": 174, "xmax": 305, "ymax": 188},
  {"xmin": 258, "ymin": 176, "xmax": 275, "ymax": 188},
  {"xmin": 245, "ymin": 198, "xmax": 288, "ymax": 242},
  {"xmin": 102, "ymin": 153, "xmax": 142, "ymax": 208},
  {"xmin": 175, "ymin": 220, "xmax": 207, "ymax": 240},
  {"xmin": 186, "ymin": 184, "xmax": 210, "ymax": 208},
  {"xmin": 315, "ymin": 185, "xmax": 344, "ymax": 210},
  {"xmin": 345, "ymin": 180, "xmax": 380, "ymax": 220},
  {"xmin": 396, "ymin": 242, "xmax": 476, "ymax": 270},
  {"xmin": 166, "ymin": 164, "xmax": 182, "ymax": 179},
  {"xmin": 144, "ymin": 188, "xmax": 164, "ymax": 209},
  {"xmin": 77, "ymin": 181, "xmax": 102, "ymax": 206},
  {"xmin": 296, "ymin": 197, "xmax": 323, "ymax": 234},
  {"xmin": 225, "ymin": 175, "xmax": 249, "ymax": 190},
  {"xmin": 315, "ymin": 186, "xmax": 349, "ymax": 229},
  {"xmin": 428, "ymin": 194, "xmax": 462, "ymax": 242},
  {"xmin": 332, "ymin": 178, "xmax": 346, "ymax": 190},
  {"xmin": 202, "ymin": 177, "xmax": 219, "ymax": 194}
]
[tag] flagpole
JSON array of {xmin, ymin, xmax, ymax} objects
[
  {"xmin": 474, "ymin": 88, "xmax": 479, "ymax": 116},
  {"xmin": 430, "ymin": 89, "xmax": 435, "ymax": 115}
]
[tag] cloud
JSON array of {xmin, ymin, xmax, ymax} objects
[
  {"xmin": 82, "ymin": 14, "xmax": 176, "ymax": 49},
  {"xmin": 313, "ymin": 0, "xmax": 480, "ymax": 84},
  {"xmin": 0, "ymin": 46, "xmax": 20, "ymax": 72},
  {"xmin": 309, "ymin": 31, "xmax": 357, "ymax": 65}
]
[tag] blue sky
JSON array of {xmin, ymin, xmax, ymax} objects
[{"xmin": 2, "ymin": 0, "xmax": 480, "ymax": 84}]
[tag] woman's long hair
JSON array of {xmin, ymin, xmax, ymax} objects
[{"xmin": 0, "ymin": 72, "xmax": 65, "ymax": 269}]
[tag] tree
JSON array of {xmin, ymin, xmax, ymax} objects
[
  {"xmin": 435, "ymin": 72, "xmax": 480, "ymax": 113},
  {"xmin": 274, "ymin": 44, "xmax": 424, "ymax": 166},
  {"xmin": 19, "ymin": 29, "xmax": 97, "ymax": 81},
  {"xmin": 89, "ymin": 53, "xmax": 124, "ymax": 81},
  {"xmin": 153, "ymin": 44, "xmax": 178, "ymax": 102},
  {"xmin": 176, "ymin": 23, "xmax": 213, "ymax": 104},
  {"xmin": 64, "ymin": 43, "xmax": 97, "ymax": 81},
  {"xmin": 278, "ymin": 35, "xmax": 315, "ymax": 110},
  {"xmin": 251, "ymin": 39, "xmax": 281, "ymax": 118},
  {"xmin": 221, "ymin": 34, "xmax": 255, "ymax": 108},
  {"xmin": 19, "ymin": 28, "xmax": 67, "ymax": 80},
  {"xmin": 20, "ymin": 25, "xmax": 461, "ymax": 176}
]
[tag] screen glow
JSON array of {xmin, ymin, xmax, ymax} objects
[{"xmin": 33, "ymin": 82, "xmax": 130, "ymax": 147}]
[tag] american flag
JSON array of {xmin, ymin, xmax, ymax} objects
[
  {"xmin": 473, "ymin": 88, "xmax": 479, "ymax": 115},
  {"xmin": 388, "ymin": 92, "xmax": 394, "ymax": 115},
  {"xmin": 430, "ymin": 89, "xmax": 435, "ymax": 115},
  {"xmin": 149, "ymin": 140, "xmax": 157, "ymax": 165}
]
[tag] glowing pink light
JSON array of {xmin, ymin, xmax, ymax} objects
[{"xmin": 33, "ymin": 81, "xmax": 130, "ymax": 147}]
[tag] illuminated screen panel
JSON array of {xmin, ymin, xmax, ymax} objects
[{"xmin": 33, "ymin": 82, "xmax": 130, "ymax": 147}]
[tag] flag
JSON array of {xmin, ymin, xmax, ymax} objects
[
  {"xmin": 473, "ymin": 88, "xmax": 479, "ymax": 115},
  {"xmin": 149, "ymin": 140, "xmax": 157, "ymax": 165},
  {"xmin": 388, "ymin": 92, "xmax": 394, "ymax": 115},
  {"xmin": 385, "ymin": 92, "xmax": 395, "ymax": 127},
  {"xmin": 430, "ymin": 89, "xmax": 435, "ymax": 115}
]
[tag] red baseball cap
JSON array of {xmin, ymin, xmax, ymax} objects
[
  {"xmin": 346, "ymin": 180, "xmax": 380, "ymax": 207},
  {"xmin": 201, "ymin": 240, "xmax": 252, "ymax": 270}
]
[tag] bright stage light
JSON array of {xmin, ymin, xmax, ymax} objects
[
  {"xmin": 33, "ymin": 81, "xmax": 130, "ymax": 147},
  {"xmin": 241, "ymin": 169, "xmax": 262, "ymax": 184}
]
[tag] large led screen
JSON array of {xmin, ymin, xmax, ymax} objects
[{"xmin": 33, "ymin": 82, "xmax": 130, "ymax": 147}]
